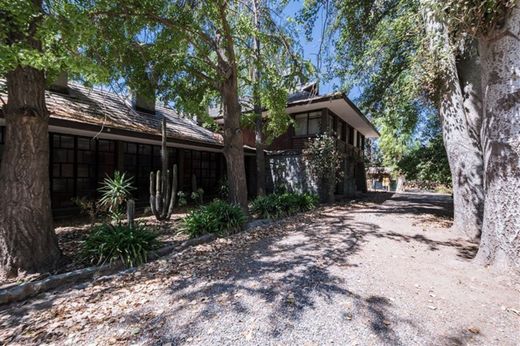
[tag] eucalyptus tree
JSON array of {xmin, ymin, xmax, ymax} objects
[
  {"xmin": 0, "ymin": 0, "xmax": 103, "ymax": 278},
  {"xmin": 300, "ymin": 0, "xmax": 484, "ymax": 239},
  {"xmin": 302, "ymin": 0, "xmax": 520, "ymax": 269}
]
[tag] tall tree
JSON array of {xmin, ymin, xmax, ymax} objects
[
  {"xmin": 300, "ymin": 0, "xmax": 485, "ymax": 240},
  {"xmin": 89, "ymin": 0, "xmax": 305, "ymax": 209},
  {"xmin": 0, "ymin": 0, "xmax": 102, "ymax": 278},
  {"xmin": 0, "ymin": 0, "xmax": 60, "ymax": 278},
  {"xmin": 469, "ymin": 1, "xmax": 519, "ymax": 269},
  {"xmin": 420, "ymin": 0, "xmax": 485, "ymax": 240},
  {"xmin": 246, "ymin": 0, "xmax": 309, "ymax": 196}
]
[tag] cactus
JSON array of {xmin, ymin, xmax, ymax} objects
[{"xmin": 149, "ymin": 117, "xmax": 178, "ymax": 221}]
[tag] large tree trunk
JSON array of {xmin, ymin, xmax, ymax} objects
[
  {"xmin": 476, "ymin": 4, "xmax": 520, "ymax": 270},
  {"xmin": 0, "ymin": 66, "xmax": 61, "ymax": 279},
  {"xmin": 454, "ymin": 45, "xmax": 485, "ymax": 240},
  {"xmin": 218, "ymin": 2, "xmax": 249, "ymax": 212},
  {"xmin": 252, "ymin": 0, "xmax": 266, "ymax": 197},
  {"xmin": 0, "ymin": 0, "xmax": 61, "ymax": 279},
  {"xmin": 221, "ymin": 78, "xmax": 249, "ymax": 211},
  {"xmin": 421, "ymin": 0, "xmax": 485, "ymax": 241}
]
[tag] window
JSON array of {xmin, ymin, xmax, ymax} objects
[
  {"xmin": 294, "ymin": 113, "xmax": 308, "ymax": 136},
  {"xmin": 308, "ymin": 112, "xmax": 321, "ymax": 134},
  {"xmin": 51, "ymin": 134, "xmax": 76, "ymax": 208},
  {"xmin": 348, "ymin": 125, "xmax": 354, "ymax": 145},
  {"xmin": 294, "ymin": 111, "xmax": 322, "ymax": 136},
  {"xmin": 337, "ymin": 121, "xmax": 345, "ymax": 141},
  {"xmin": 76, "ymin": 137, "xmax": 96, "ymax": 199}
]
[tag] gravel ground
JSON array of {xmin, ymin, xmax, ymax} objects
[{"xmin": 1, "ymin": 192, "xmax": 519, "ymax": 345}]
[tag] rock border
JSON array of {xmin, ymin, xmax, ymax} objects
[{"xmin": 0, "ymin": 233, "xmax": 216, "ymax": 306}]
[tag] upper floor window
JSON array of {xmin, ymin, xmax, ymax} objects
[{"xmin": 294, "ymin": 111, "xmax": 321, "ymax": 136}]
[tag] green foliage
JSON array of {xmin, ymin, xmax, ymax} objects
[
  {"xmin": 299, "ymin": 0, "xmax": 432, "ymax": 169},
  {"xmin": 183, "ymin": 200, "xmax": 247, "ymax": 238},
  {"xmin": 441, "ymin": 0, "xmax": 516, "ymax": 39},
  {"xmin": 303, "ymin": 133, "xmax": 343, "ymax": 182},
  {"xmin": 250, "ymin": 192, "xmax": 319, "ymax": 219},
  {"xmin": 81, "ymin": 223, "xmax": 158, "ymax": 267},
  {"xmin": 397, "ymin": 116, "xmax": 451, "ymax": 186},
  {"xmin": 98, "ymin": 171, "xmax": 135, "ymax": 223},
  {"xmin": 0, "ymin": 0, "xmax": 108, "ymax": 83}
]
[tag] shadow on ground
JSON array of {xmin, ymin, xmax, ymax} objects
[{"xmin": 1, "ymin": 192, "xmax": 479, "ymax": 345}]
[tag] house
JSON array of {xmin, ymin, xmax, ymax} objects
[
  {"xmin": 0, "ymin": 78, "xmax": 379, "ymax": 217},
  {"xmin": 0, "ymin": 77, "xmax": 254, "ymax": 217},
  {"xmin": 211, "ymin": 84, "xmax": 380, "ymax": 198}
]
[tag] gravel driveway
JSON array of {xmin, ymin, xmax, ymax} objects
[{"xmin": 1, "ymin": 192, "xmax": 519, "ymax": 345}]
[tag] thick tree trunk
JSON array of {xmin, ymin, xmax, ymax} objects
[
  {"xmin": 217, "ymin": 3, "xmax": 249, "ymax": 212},
  {"xmin": 453, "ymin": 47, "xmax": 485, "ymax": 240},
  {"xmin": 476, "ymin": 4, "xmax": 520, "ymax": 270},
  {"xmin": 221, "ymin": 76, "xmax": 249, "ymax": 211},
  {"xmin": 0, "ymin": 66, "xmax": 61, "ymax": 279},
  {"xmin": 421, "ymin": 0, "xmax": 485, "ymax": 241}
]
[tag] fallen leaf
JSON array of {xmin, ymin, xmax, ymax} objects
[{"xmin": 468, "ymin": 327, "xmax": 480, "ymax": 334}]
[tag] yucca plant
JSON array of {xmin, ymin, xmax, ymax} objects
[{"xmin": 98, "ymin": 171, "xmax": 135, "ymax": 224}]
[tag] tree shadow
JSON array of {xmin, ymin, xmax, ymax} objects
[{"xmin": 1, "ymin": 193, "xmax": 471, "ymax": 345}]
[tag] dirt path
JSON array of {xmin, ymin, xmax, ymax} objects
[{"xmin": 1, "ymin": 192, "xmax": 519, "ymax": 345}]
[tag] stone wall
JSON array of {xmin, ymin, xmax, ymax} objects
[
  {"xmin": 266, "ymin": 150, "xmax": 365, "ymax": 198},
  {"xmin": 266, "ymin": 150, "xmax": 318, "ymax": 194}
]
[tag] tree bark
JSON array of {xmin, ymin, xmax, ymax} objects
[
  {"xmin": 0, "ymin": 66, "xmax": 61, "ymax": 279},
  {"xmin": 454, "ymin": 45, "xmax": 485, "ymax": 240},
  {"xmin": 476, "ymin": 4, "xmax": 520, "ymax": 270},
  {"xmin": 252, "ymin": 0, "xmax": 266, "ymax": 197},
  {"xmin": 0, "ymin": 0, "xmax": 61, "ymax": 279},
  {"xmin": 421, "ymin": 0, "xmax": 485, "ymax": 241},
  {"xmin": 221, "ymin": 77, "xmax": 249, "ymax": 211},
  {"xmin": 217, "ymin": 2, "xmax": 249, "ymax": 212}
]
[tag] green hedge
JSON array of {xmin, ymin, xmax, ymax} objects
[
  {"xmin": 250, "ymin": 192, "xmax": 319, "ymax": 219},
  {"xmin": 183, "ymin": 200, "xmax": 247, "ymax": 238},
  {"xmin": 81, "ymin": 224, "xmax": 158, "ymax": 267}
]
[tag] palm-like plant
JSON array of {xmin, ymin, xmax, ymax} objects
[{"xmin": 98, "ymin": 171, "xmax": 135, "ymax": 223}]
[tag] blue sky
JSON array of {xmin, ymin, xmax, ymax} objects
[{"xmin": 282, "ymin": 1, "xmax": 360, "ymax": 99}]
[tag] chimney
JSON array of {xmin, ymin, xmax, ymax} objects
[
  {"xmin": 132, "ymin": 90, "xmax": 156, "ymax": 115},
  {"xmin": 49, "ymin": 72, "xmax": 68, "ymax": 94}
]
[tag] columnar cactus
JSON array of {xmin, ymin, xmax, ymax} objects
[{"xmin": 150, "ymin": 117, "xmax": 178, "ymax": 221}]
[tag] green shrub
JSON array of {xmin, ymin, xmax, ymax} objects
[
  {"xmin": 81, "ymin": 224, "xmax": 158, "ymax": 267},
  {"xmin": 183, "ymin": 200, "xmax": 247, "ymax": 237},
  {"xmin": 250, "ymin": 192, "xmax": 319, "ymax": 219}
]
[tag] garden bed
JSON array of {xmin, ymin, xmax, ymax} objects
[{"xmin": 0, "ymin": 213, "xmax": 188, "ymax": 290}]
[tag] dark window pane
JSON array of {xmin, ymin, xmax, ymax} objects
[
  {"xmin": 61, "ymin": 164, "xmax": 74, "ymax": 177},
  {"xmin": 60, "ymin": 135, "xmax": 74, "ymax": 148}
]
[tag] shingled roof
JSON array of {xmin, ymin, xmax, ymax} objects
[{"xmin": 0, "ymin": 80, "xmax": 223, "ymax": 147}]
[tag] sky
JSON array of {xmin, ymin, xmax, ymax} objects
[
  {"xmin": 282, "ymin": 1, "xmax": 360, "ymax": 99},
  {"xmin": 281, "ymin": 1, "xmax": 334, "ymax": 94}
]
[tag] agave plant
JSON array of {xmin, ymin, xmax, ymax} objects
[{"xmin": 98, "ymin": 171, "xmax": 135, "ymax": 223}]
